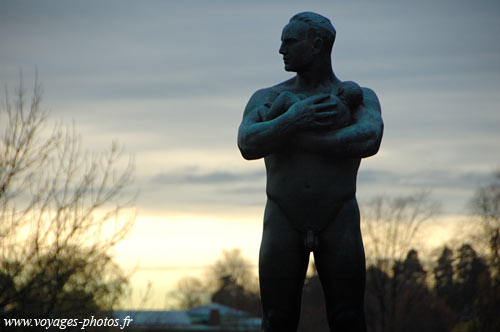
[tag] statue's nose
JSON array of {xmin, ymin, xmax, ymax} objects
[{"xmin": 279, "ymin": 44, "xmax": 286, "ymax": 55}]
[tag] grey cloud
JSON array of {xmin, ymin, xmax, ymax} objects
[
  {"xmin": 404, "ymin": 170, "xmax": 494, "ymax": 191},
  {"xmin": 357, "ymin": 169, "xmax": 498, "ymax": 215},
  {"xmin": 149, "ymin": 166, "xmax": 491, "ymax": 194},
  {"xmin": 136, "ymin": 168, "xmax": 267, "ymax": 214},
  {"xmin": 150, "ymin": 169, "xmax": 265, "ymax": 185},
  {"xmin": 358, "ymin": 169, "xmax": 494, "ymax": 190},
  {"xmin": 217, "ymin": 186, "xmax": 266, "ymax": 196}
]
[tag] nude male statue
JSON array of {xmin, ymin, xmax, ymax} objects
[{"xmin": 237, "ymin": 12, "xmax": 383, "ymax": 332}]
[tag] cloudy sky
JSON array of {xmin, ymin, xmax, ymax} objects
[{"xmin": 1, "ymin": 0, "xmax": 499, "ymax": 308}]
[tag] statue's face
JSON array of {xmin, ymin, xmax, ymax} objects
[{"xmin": 279, "ymin": 21, "xmax": 314, "ymax": 72}]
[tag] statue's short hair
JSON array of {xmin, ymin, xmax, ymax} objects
[{"xmin": 290, "ymin": 12, "xmax": 336, "ymax": 54}]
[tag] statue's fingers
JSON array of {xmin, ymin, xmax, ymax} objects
[
  {"xmin": 308, "ymin": 94, "xmax": 330, "ymax": 104},
  {"xmin": 314, "ymin": 111, "xmax": 340, "ymax": 124},
  {"xmin": 312, "ymin": 101, "xmax": 338, "ymax": 112},
  {"xmin": 313, "ymin": 119, "xmax": 336, "ymax": 128}
]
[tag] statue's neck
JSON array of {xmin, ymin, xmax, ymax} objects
[{"xmin": 295, "ymin": 59, "xmax": 339, "ymax": 92}]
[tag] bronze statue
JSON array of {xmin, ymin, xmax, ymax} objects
[{"xmin": 238, "ymin": 12, "xmax": 384, "ymax": 332}]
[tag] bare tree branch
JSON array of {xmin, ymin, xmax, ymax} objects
[{"xmin": 1, "ymin": 75, "xmax": 136, "ymax": 317}]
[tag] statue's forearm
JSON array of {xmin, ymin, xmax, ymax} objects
[
  {"xmin": 295, "ymin": 116, "xmax": 383, "ymax": 158},
  {"xmin": 238, "ymin": 108, "xmax": 296, "ymax": 160}
]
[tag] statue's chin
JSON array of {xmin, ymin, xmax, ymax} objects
[{"xmin": 283, "ymin": 64, "xmax": 297, "ymax": 72}]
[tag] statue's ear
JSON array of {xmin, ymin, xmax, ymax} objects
[{"xmin": 312, "ymin": 37, "xmax": 324, "ymax": 55}]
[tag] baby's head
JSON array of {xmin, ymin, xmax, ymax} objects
[{"xmin": 334, "ymin": 81, "xmax": 363, "ymax": 110}]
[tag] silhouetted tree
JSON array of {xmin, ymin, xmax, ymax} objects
[
  {"xmin": 361, "ymin": 192, "xmax": 440, "ymax": 272},
  {"xmin": 361, "ymin": 192, "xmax": 439, "ymax": 332},
  {"xmin": 0, "ymin": 76, "xmax": 135, "ymax": 322},
  {"xmin": 453, "ymin": 244, "xmax": 490, "ymax": 330},
  {"xmin": 392, "ymin": 250, "xmax": 454, "ymax": 332},
  {"xmin": 206, "ymin": 248, "xmax": 257, "ymax": 293},
  {"xmin": 4, "ymin": 248, "xmax": 125, "ymax": 318},
  {"xmin": 433, "ymin": 246, "xmax": 455, "ymax": 310},
  {"xmin": 469, "ymin": 170, "xmax": 500, "ymax": 331},
  {"xmin": 470, "ymin": 170, "xmax": 500, "ymax": 266},
  {"xmin": 392, "ymin": 286, "xmax": 455, "ymax": 332},
  {"xmin": 210, "ymin": 275, "xmax": 261, "ymax": 317},
  {"xmin": 207, "ymin": 249, "xmax": 260, "ymax": 316},
  {"xmin": 364, "ymin": 249, "xmax": 454, "ymax": 332},
  {"xmin": 168, "ymin": 276, "xmax": 209, "ymax": 309},
  {"xmin": 395, "ymin": 249, "xmax": 426, "ymax": 291},
  {"xmin": 365, "ymin": 265, "xmax": 391, "ymax": 332},
  {"xmin": 167, "ymin": 248, "xmax": 261, "ymax": 316}
]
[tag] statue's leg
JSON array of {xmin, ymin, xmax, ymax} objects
[
  {"xmin": 313, "ymin": 197, "xmax": 367, "ymax": 332},
  {"xmin": 259, "ymin": 199, "xmax": 310, "ymax": 332}
]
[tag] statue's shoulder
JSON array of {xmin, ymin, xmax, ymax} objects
[
  {"xmin": 360, "ymin": 86, "xmax": 380, "ymax": 106},
  {"xmin": 360, "ymin": 86, "xmax": 377, "ymax": 96}
]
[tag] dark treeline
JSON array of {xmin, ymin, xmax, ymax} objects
[
  {"xmin": 205, "ymin": 243, "xmax": 499, "ymax": 332},
  {"xmin": 305, "ymin": 243, "xmax": 499, "ymax": 332}
]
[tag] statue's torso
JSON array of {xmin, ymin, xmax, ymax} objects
[
  {"xmin": 262, "ymin": 80, "xmax": 361, "ymax": 231},
  {"xmin": 265, "ymin": 150, "xmax": 360, "ymax": 231}
]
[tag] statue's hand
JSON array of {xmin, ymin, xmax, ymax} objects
[{"xmin": 287, "ymin": 94, "xmax": 341, "ymax": 131}]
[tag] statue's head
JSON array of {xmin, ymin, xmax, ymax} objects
[
  {"xmin": 290, "ymin": 12, "xmax": 336, "ymax": 54},
  {"xmin": 279, "ymin": 12, "xmax": 336, "ymax": 72}
]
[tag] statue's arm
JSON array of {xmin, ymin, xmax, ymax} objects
[
  {"xmin": 237, "ymin": 89, "xmax": 296, "ymax": 160},
  {"xmin": 295, "ymin": 87, "xmax": 384, "ymax": 158},
  {"xmin": 238, "ymin": 89, "xmax": 335, "ymax": 160}
]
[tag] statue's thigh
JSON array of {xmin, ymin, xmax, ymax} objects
[
  {"xmin": 313, "ymin": 197, "xmax": 366, "ymax": 307},
  {"xmin": 258, "ymin": 200, "xmax": 310, "ymax": 330},
  {"xmin": 259, "ymin": 199, "xmax": 309, "ymax": 279}
]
